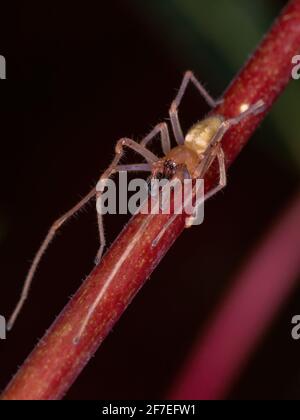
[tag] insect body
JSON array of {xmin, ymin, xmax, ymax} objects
[
  {"xmin": 7, "ymin": 71, "xmax": 265, "ymax": 333},
  {"xmin": 154, "ymin": 115, "xmax": 225, "ymax": 181},
  {"xmin": 185, "ymin": 115, "xmax": 225, "ymax": 157}
]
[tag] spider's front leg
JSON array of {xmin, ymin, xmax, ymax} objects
[
  {"xmin": 140, "ymin": 122, "xmax": 171, "ymax": 155},
  {"xmin": 94, "ymin": 138, "xmax": 159, "ymax": 265},
  {"xmin": 95, "ymin": 121, "xmax": 176, "ymax": 264},
  {"xmin": 7, "ymin": 187, "xmax": 97, "ymax": 331},
  {"xmin": 170, "ymin": 70, "xmax": 222, "ymax": 145}
]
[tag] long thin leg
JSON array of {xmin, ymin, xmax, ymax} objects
[
  {"xmin": 170, "ymin": 70, "xmax": 221, "ymax": 145},
  {"xmin": 140, "ymin": 122, "xmax": 171, "ymax": 155},
  {"xmin": 196, "ymin": 99, "xmax": 265, "ymax": 177},
  {"xmin": 203, "ymin": 148, "xmax": 226, "ymax": 201},
  {"xmin": 95, "ymin": 138, "xmax": 158, "ymax": 264},
  {"xmin": 151, "ymin": 170, "xmax": 192, "ymax": 248},
  {"xmin": 186, "ymin": 147, "xmax": 226, "ymax": 228},
  {"xmin": 7, "ymin": 187, "xmax": 97, "ymax": 331},
  {"xmin": 153, "ymin": 99, "xmax": 265, "ymax": 246},
  {"xmin": 152, "ymin": 146, "xmax": 227, "ymax": 246},
  {"xmin": 9, "ymin": 161, "xmax": 152, "ymax": 332},
  {"xmin": 227, "ymin": 99, "xmax": 265, "ymax": 125},
  {"xmin": 116, "ymin": 163, "xmax": 151, "ymax": 172},
  {"xmin": 190, "ymin": 99, "xmax": 265, "ymax": 222}
]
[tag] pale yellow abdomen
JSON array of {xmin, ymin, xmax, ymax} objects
[{"xmin": 184, "ymin": 115, "xmax": 224, "ymax": 156}]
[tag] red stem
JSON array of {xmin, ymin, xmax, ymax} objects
[{"xmin": 2, "ymin": 0, "xmax": 300, "ymax": 400}]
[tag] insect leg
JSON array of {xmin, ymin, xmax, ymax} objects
[
  {"xmin": 151, "ymin": 170, "xmax": 192, "ymax": 248},
  {"xmin": 116, "ymin": 163, "xmax": 151, "ymax": 172},
  {"xmin": 76, "ymin": 164, "xmax": 154, "ymax": 344},
  {"xmin": 227, "ymin": 99, "xmax": 266, "ymax": 126},
  {"xmin": 151, "ymin": 212, "xmax": 181, "ymax": 248},
  {"xmin": 94, "ymin": 138, "xmax": 158, "ymax": 264},
  {"xmin": 140, "ymin": 122, "xmax": 171, "ymax": 155},
  {"xmin": 186, "ymin": 147, "xmax": 226, "ymax": 228},
  {"xmin": 153, "ymin": 99, "xmax": 265, "ymax": 241},
  {"xmin": 196, "ymin": 99, "xmax": 266, "ymax": 178},
  {"xmin": 7, "ymin": 187, "xmax": 96, "ymax": 331},
  {"xmin": 170, "ymin": 71, "xmax": 222, "ymax": 145},
  {"xmin": 152, "ymin": 149, "xmax": 223, "ymax": 244}
]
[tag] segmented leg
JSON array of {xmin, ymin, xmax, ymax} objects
[
  {"xmin": 7, "ymin": 187, "xmax": 97, "ymax": 331},
  {"xmin": 8, "ymin": 161, "xmax": 152, "ymax": 332},
  {"xmin": 152, "ymin": 99, "xmax": 265, "ymax": 246},
  {"xmin": 151, "ymin": 171, "xmax": 192, "ymax": 248},
  {"xmin": 152, "ymin": 147, "xmax": 225, "ymax": 245},
  {"xmin": 116, "ymin": 163, "xmax": 151, "ymax": 172},
  {"xmin": 140, "ymin": 122, "xmax": 171, "ymax": 155},
  {"xmin": 94, "ymin": 138, "xmax": 158, "ymax": 265},
  {"xmin": 170, "ymin": 70, "xmax": 221, "ymax": 145},
  {"xmin": 196, "ymin": 99, "xmax": 265, "ymax": 178},
  {"xmin": 186, "ymin": 147, "xmax": 226, "ymax": 228}
]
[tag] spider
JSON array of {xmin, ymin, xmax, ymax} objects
[{"xmin": 7, "ymin": 71, "xmax": 265, "ymax": 331}]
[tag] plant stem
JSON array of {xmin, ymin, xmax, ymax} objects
[{"xmin": 2, "ymin": 0, "xmax": 300, "ymax": 401}]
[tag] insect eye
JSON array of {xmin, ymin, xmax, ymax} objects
[
  {"xmin": 156, "ymin": 172, "xmax": 164, "ymax": 181},
  {"xmin": 168, "ymin": 160, "xmax": 176, "ymax": 169}
]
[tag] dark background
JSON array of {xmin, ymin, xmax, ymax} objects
[{"xmin": 0, "ymin": 0, "xmax": 300, "ymax": 400}]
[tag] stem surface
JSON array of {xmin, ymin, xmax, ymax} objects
[{"xmin": 2, "ymin": 0, "xmax": 300, "ymax": 400}]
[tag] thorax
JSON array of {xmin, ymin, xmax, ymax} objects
[{"xmin": 163, "ymin": 115, "xmax": 224, "ymax": 177}]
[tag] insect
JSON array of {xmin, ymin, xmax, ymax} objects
[{"xmin": 7, "ymin": 71, "xmax": 265, "ymax": 332}]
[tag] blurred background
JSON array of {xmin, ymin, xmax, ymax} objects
[{"xmin": 0, "ymin": 0, "xmax": 300, "ymax": 400}]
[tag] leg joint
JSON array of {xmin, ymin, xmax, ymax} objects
[
  {"xmin": 185, "ymin": 70, "xmax": 193, "ymax": 79},
  {"xmin": 115, "ymin": 138, "xmax": 127, "ymax": 154},
  {"xmin": 170, "ymin": 101, "xmax": 177, "ymax": 114},
  {"xmin": 53, "ymin": 217, "xmax": 65, "ymax": 230}
]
